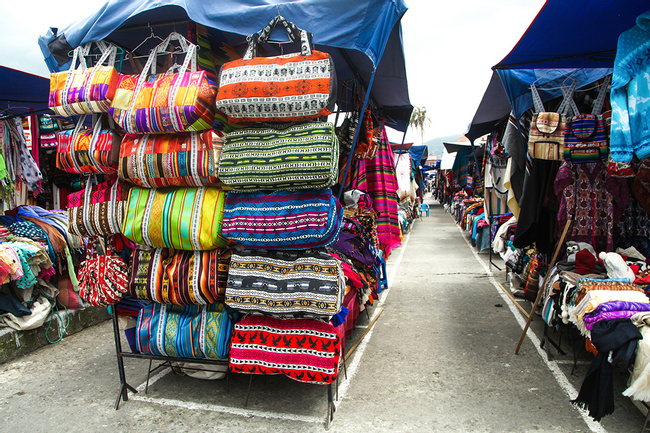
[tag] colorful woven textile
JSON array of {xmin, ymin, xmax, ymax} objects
[
  {"xmin": 78, "ymin": 239, "xmax": 129, "ymax": 307},
  {"xmin": 119, "ymin": 130, "xmax": 224, "ymax": 187},
  {"xmin": 218, "ymin": 122, "xmax": 338, "ymax": 191},
  {"xmin": 346, "ymin": 127, "xmax": 401, "ymax": 255},
  {"xmin": 56, "ymin": 117, "xmax": 120, "ymax": 174},
  {"xmin": 128, "ymin": 247, "xmax": 231, "ymax": 304},
  {"xmin": 563, "ymin": 114, "xmax": 609, "ymax": 163},
  {"xmin": 216, "ymin": 16, "xmax": 335, "ymax": 124},
  {"xmin": 109, "ymin": 71, "xmax": 216, "ymax": 134},
  {"xmin": 528, "ymin": 112, "xmax": 566, "ymax": 160},
  {"xmin": 136, "ymin": 302, "xmax": 234, "ymax": 360},
  {"xmin": 225, "ymin": 248, "xmax": 344, "ymax": 318},
  {"xmin": 67, "ymin": 179, "xmax": 130, "ymax": 237},
  {"xmin": 121, "ymin": 186, "xmax": 227, "ymax": 250},
  {"xmin": 222, "ymin": 189, "xmax": 343, "ymax": 249},
  {"xmin": 230, "ymin": 315, "xmax": 341, "ymax": 384},
  {"xmin": 48, "ymin": 42, "xmax": 119, "ymax": 116}
]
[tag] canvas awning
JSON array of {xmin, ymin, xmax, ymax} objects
[{"xmin": 0, "ymin": 66, "xmax": 50, "ymax": 119}]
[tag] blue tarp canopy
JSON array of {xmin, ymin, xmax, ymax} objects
[
  {"xmin": 466, "ymin": 0, "xmax": 646, "ymax": 140},
  {"xmin": 0, "ymin": 66, "xmax": 50, "ymax": 119},
  {"xmin": 494, "ymin": 0, "xmax": 649, "ymax": 70},
  {"xmin": 39, "ymin": 0, "xmax": 412, "ymax": 131}
]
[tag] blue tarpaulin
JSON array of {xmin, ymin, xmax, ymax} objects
[
  {"xmin": 0, "ymin": 66, "xmax": 50, "ymax": 119},
  {"xmin": 39, "ymin": 0, "xmax": 412, "ymax": 131}
]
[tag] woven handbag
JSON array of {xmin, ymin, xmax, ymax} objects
[
  {"xmin": 67, "ymin": 177, "xmax": 130, "ymax": 237},
  {"xmin": 56, "ymin": 115, "xmax": 121, "ymax": 174},
  {"xmin": 121, "ymin": 186, "xmax": 228, "ymax": 250},
  {"xmin": 49, "ymin": 41, "xmax": 120, "ymax": 116},
  {"xmin": 216, "ymin": 15, "xmax": 336, "ymax": 123},
  {"xmin": 109, "ymin": 32, "xmax": 217, "ymax": 134},
  {"xmin": 128, "ymin": 247, "xmax": 231, "ymax": 304},
  {"xmin": 119, "ymin": 130, "xmax": 224, "ymax": 187},
  {"xmin": 222, "ymin": 189, "xmax": 343, "ymax": 249},
  {"xmin": 218, "ymin": 122, "xmax": 338, "ymax": 191},
  {"xmin": 229, "ymin": 315, "xmax": 341, "ymax": 384},
  {"xmin": 225, "ymin": 248, "xmax": 345, "ymax": 319},
  {"xmin": 528, "ymin": 112, "xmax": 566, "ymax": 160},
  {"xmin": 135, "ymin": 302, "xmax": 234, "ymax": 360},
  {"xmin": 78, "ymin": 237, "xmax": 129, "ymax": 307}
]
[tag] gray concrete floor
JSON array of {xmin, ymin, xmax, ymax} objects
[{"xmin": 0, "ymin": 193, "xmax": 647, "ymax": 432}]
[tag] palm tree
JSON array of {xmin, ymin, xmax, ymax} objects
[{"xmin": 409, "ymin": 106, "xmax": 431, "ymax": 145}]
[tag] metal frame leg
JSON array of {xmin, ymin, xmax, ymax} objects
[{"xmin": 111, "ymin": 310, "xmax": 137, "ymax": 410}]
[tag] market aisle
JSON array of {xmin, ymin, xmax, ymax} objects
[{"xmin": 0, "ymin": 194, "xmax": 647, "ymax": 432}]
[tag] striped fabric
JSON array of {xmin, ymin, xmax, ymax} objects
[
  {"xmin": 49, "ymin": 65, "xmax": 119, "ymax": 116},
  {"xmin": 216, "ymin": 51, "xmax": 335, "ymax": 123},
  {"xmin": 56, "ymin": 126, "xmax": 120, "ymax": 174},
  {"xmin": 121, "ymin": 186, "xmax": 228, "ymax": 251},
  {"xmin": 528, "ymin": 112, "xmax": 566, "ymax": 160},
  {"xmin": 218, "ymin": 122, "xmax": 338, "ymax": 191},
  {"xmin": 109, "ymin": 71, "xmax": 217, "ymax": 134},
  {"xmin": 229, "ymin": 315, "xmax": 341, "ymax": 384},
  {"xmin": 136, "ymin": 302, "xmax": 234, "ymax": 360},
  {"xmin": 68, "ymin": 179, "xmax": 130, "ymax": 237},
  {"xmin": 222, "ymin": 189, "xmax": 343, "ymax": 249},
  {"xmin": 347, "ymin": 127, "xmax": 402, "ymax": 255},
  {"xmin": 128, "ymin": 247, "xmax": 231, "ymax": 304},
  {"xmin": 225, "ymin": 248, "xmax": 344, "ymax": 319},
  {"xmin": 563, "ymin": 114, "xmax": 609, "ymax": 163},
  {"xmin": 119, "ymin": 131, "xmax": 224, "ymax": 188}
]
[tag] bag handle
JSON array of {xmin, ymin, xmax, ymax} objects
[
  {"xmin": 592, "ymin": 75, "xmax": 611, "ymax": 116},
  {"xmin": 530, "ymin": 84, "xmax": 545, "ymax": 113},
  {"xmin": 244, "ymin": 15, "xmax": 313, "ymax": 60},
  {"xmin": 126, "ymin": 32, "xmax": 197, "ymax": 132},
  {"xmin": 558, "ymin": 82, "xmax": 579, "ymax": 117},
  {"xmin": 82, "ymin": 175, "xmax": 99, "ymax": 236}
]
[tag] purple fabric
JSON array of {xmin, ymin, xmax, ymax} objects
[
  {"xmin": 587, "ymin": 301, "xmax": 650, "ymax": 316},
  {"xmin": 583, "ymin": 311, "xmax": 639, "ymax": 330}
]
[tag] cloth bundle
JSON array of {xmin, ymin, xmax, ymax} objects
[
  {"xmin": 229, "ymin": 315, "xmax": 341, "ymax": 384},
  {"xmin": 128, "ymin": 247, "xmax": 231, "ymax": 304},
  {"xmin": 135, "ymin": 302, "xmax": 234, "ymax": 360},
  {"xmin": 119, "ymin": 130, "xmax": 224, "ymax": 187},
  {"xmin": 222, "ymin": 189, "xmax": 343, "ymax": 249},
  {"xmin": 121, "ymin": 186, "xmax": 228, "ymax": 251},
  {"xmin": 225, "ymin": 248, "xmax": 344, "ymax": 319},
  {"xmin": 218, "ymin": 122, "xmax": 338, "ymax": 191}
]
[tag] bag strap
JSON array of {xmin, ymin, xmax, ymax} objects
[
  {"xmin": 86, "ymin": 115, "xmax": 106, "ymax": 173},
  {"xmin": 558, "ymin": 82, "xmax": 579, "ymax": 117},
  {"xmin": 530, "ymin": 84, "xmax": 545, "ymax": 113},
  {"xmin": 82, "ymin": 174, "xmax": 99, "ymax": 236},
  {"xmin": 592, "ymin": 75, "xmax": 611, "ymax": 116},
  {"xmin": 69, "ymin": 116, "xmax": 87, "ymax": 173},
  {"xmin": 244, "ymin": 15, "xmax": 313, "ymax": 60}
]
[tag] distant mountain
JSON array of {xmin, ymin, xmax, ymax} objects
[{"xmin": 425, "ymin": 134, "xmax": 465, "ymax": 157}]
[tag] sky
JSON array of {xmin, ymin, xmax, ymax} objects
[{"xmin": 0, "ymin": 0, "xmax": 546, "ymax": 144}]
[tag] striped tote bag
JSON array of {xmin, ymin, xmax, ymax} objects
[
  {"xmin": 222, "ymin": 189, "xmax": 343, "ymax": 249},
  {"xmin": 218, "ymin": 122, "xmax": 338, "ymax": 191},
  {"xmin": 128, "ymin": 247, "xmax": 231, "ymax": 304},
  {"xmin": 67, "ymin": 178, "xmax": 130, "ymax": 237},
  {"xmin": 120, "ymin": 186, "xmax": 228, "ymax": 250}
]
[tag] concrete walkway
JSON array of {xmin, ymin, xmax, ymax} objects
[{"xmin": 0, "ymin": 194, "xmax": 646, "ymax": 432}]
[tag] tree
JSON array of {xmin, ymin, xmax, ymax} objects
[{"xmin": 409, "ymin": 106, "xmax": 431, "ymax": 145}]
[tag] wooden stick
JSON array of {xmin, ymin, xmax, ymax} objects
[
  {"xmin": 515, "ymin": 218, "xmax": 572, "ymax": 355},
  {"xmin": 344, "ymin": 307, "xmax": 384, "ymax": 362},
  {"xmin": 497, "ymin": 282, "xmax": 531, "ymax": 318}
]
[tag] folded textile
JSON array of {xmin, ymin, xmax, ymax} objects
[{"xmin": 624, "ymin": 311, "xmax": 650, "ymax": 401}]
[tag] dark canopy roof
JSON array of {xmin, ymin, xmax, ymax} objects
[
  {"xmin": 39, "ymin": 0, "xmax": 412, "ymax": 131},
  {"xmin": 494, "ymin": 0, "xmax": 648, "ymax": 69},
  {"xmin": 0, "ymin": 66, "xmax": 50, "ymax": 119}
]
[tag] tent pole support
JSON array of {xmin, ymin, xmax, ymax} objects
[
  {"xmin": 337, "ymin": 68, "xmax": 378, "ymax": 201},
  {"xmin": 393, "ymin": 130, "xmax": 408, "ymax": 169}
]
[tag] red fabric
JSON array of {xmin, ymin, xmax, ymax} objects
[{"xmin": 575, "ymin": 249, "xmax": 597, "ymax": 275}]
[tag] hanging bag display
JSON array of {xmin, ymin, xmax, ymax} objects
[
  {"xmin": 78, "ymin": 237, "xmax": 129, "ymax": 307},
  {"xmin": 121, "ymin": 185, "xmax": 228, "ymax": 250},
  {"xmin": 563, "ymin": 76, "xmax": 611, "ymax": 163},
  {"xmin": 119, "ymin": 130, "xmax": 224, "ymax": 187},
  {"xmin": 128, "ymin": 247, "xmax": 231, "ymax": 304},
  {"xmin": 218, "ymin": 122, "xmax": 339, "ymax": 191},
  {"xmin": 222, "ymin": 189, "xmax": 344, "ymax": 249},
  {"xmin": 229, "ymin": 315, "xmax": 341, "ymax": 384},
  {"xmin": 49, "ymin": 41, "xmax": 120, "ymax": 116},
  {"xmin": 135, "ymin": 302, "xmax": 234, "ymax": 360},
  {"xmin": 225, "ymin": 248, "xmax": 345, "ymax": 319},
  {"xmin": 109, "ymin": 32, "xmax": 217, "ymax": 134},
  {"xmin": 56, "ymin": 115, "xmax": 121, "ymax": 174},
  {"xmin": 215, "ymin": 15, "xmax": 336, "ymax": 123},
  {"xmin": 67, "ymin": 177, "xmax": 130, "ymax": 237}
]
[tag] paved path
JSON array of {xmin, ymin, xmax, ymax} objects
[{"xmin": 0, "ymin": 194, "xmax": 645, "ymax": 432}]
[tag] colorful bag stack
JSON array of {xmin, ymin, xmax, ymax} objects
[{"xmin": 217, "ymin": 16, "xmax": 344, "ymax": 384}]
